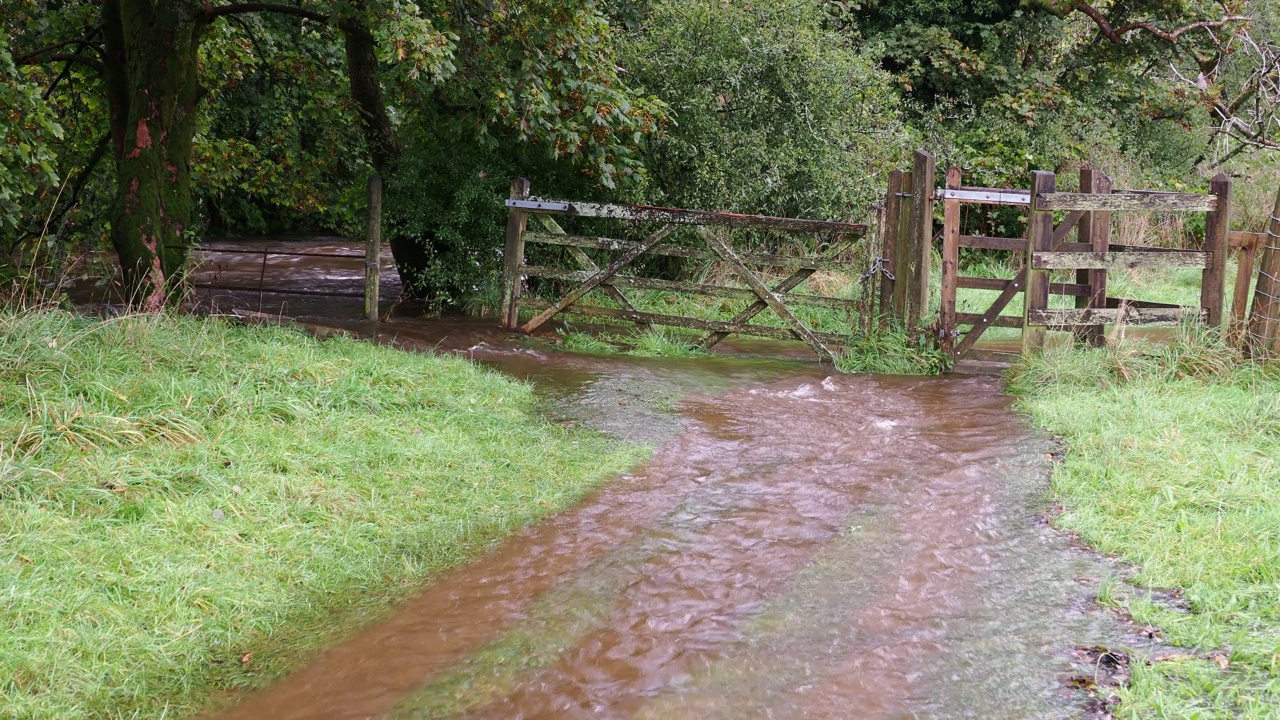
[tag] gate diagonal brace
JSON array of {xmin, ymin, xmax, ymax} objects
[
  {"xmin": 519, "ymin": 224, "xmax": 678, "ymax": 334},
  {"xmin": 535, "ymin": 215, "xmax": 653, "ymax": 330},
  {"xmin": 697, "ymin": 226, "xmax": 835, "ymax": 363},
  {"xmin": 952, "ymin": 210, "xmax": 1088, "ymax": 359},
  {"xmin": 697, "ymin": 233, "xmax": 857, "ymax": 351}
]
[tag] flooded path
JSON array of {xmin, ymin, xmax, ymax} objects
[{"xmin": 167, "ymin": 240, "xmax": 1147, "ymax": 718}]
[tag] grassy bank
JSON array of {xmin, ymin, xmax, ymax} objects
[
  {"xmin": 1008, "ymin": 330, "xmax": 1280, "ymax": 718},
  {"xmin": 0, "ymin": 310, "xmax": 643, "ymax": 719}
]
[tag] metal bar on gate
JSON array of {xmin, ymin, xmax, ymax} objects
[{"xmin": 935, "ymin": 188, "xmax": 1032, "ymax": 206}]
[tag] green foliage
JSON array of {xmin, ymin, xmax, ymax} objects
[
  {"xmin": 0, "ymin": 47, "xmax": 63, "ymax": 230},
  {"xmin": 848, "ymin": 0, "xmax": 1246, "ymax": 190},
  {"xmin": 194, "ymin": 14, "xmax": 367, "ymax": 236},
  {"xmin": 615, "ymin": 0, "xmax": 908, "ymax": 219},
  {"xmin": 441, "ymin": 0, "xmax": 668, "ymax": 188}
]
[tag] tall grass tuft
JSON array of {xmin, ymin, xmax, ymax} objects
[
  {"xmin": 1008, "ymin": 320, "xmax": 1280, "ymax": 716},
  {"xmin": 0, "ymin": 308, "xmax": 643, "ymax": 719}
]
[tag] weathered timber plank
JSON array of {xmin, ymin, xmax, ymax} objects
[
  {"xmin": 517, "ymin": 299, "xmax": 852, "ymax": 346},
  {"xmin": 1032, "ymin": 251, "xmax": 1208, "ymax": 270},
  {"xmin": 508, "ymin": 198, "xmax": 866, "ymax": 234},
  {"xmin": 1106, "ymin": 243, "xmax": 1187, "ymax": 253},
  {"xmin": 522, "ymin": 232, "xmax": 854, "ymax": 273},
  {"xmin": 500, "ymin": 178, "xmax": 532, "ymax": 328},
  {"xmin": 1074, "ymin": 168, "xmax": 1111, "ymax": 346},
  {"xmin": 959, "ymin": 235, "xmax": 1025, "ymax": 251},
  {"xmin": 880, "ymin": 170, "xmax": 904, "ymax": 315},
  {"xmin": 699, "ymin": 235, "xmax": 857, "ymax": 349},
  {"xmin": 1232, "ymin": 235, "xmax": 1259, "ymax": 327},
  {"xmin": 955, "ymin": 312, "xmax": 1024, "ymax": 328},
  {"xmin": 1036, "ymin": 192, "xmax": 1217, "ymax": 213},
  {"xmin": 940, "ymin": 167, "xmax": 962, "ymax": 351},
  {"xmin": 957, "ymin": 276, "xmax": 1017, "ymax": 291},
  {"xmin": 1028, "ymin": 307, "xmax": 1207, "ymax": 327},
  {"xmin": 698, "ymin": 227, "xmax": 834, "ymax": 362},
  {"xmin": 519, "ymin": 266, "xmax": 858, "ymax": 311},
  {"xmin": 1230, "ymin": 231, "xmax": 1265, "ymax": 250},
  {"xmin": 519, "ymin": 224, "xmax": 677, "ymax": 334},
  {"xmin": 892, "ymin": 169, "xmax": 914, "ymax": 318},
  {"xmin": 910, "ymin": 151, "xmax": 937, "ymax": 323},
  {"xmin": 955, "ymin": 276, "xmax": 1088, "ymax": 296},
  {"xmin": 1201, "ymin": 174, "xmax": 1231, "ymax": 327},
  {"xmin": 1023, "ymin": 172, "xmax": 1056, "ymax": 354},
  {"xmin": 1050, "ymin": 211, "xmax": 1085, "ymax": 246}
]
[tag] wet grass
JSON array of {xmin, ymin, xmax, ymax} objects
[
  {"xmin": 1007, "ymin": 326, "xmax": 1280, "ymax": 718},
  {"xmin": 534, "ymin": 270, "xmax": 946, "ymax": 374},
  {"xmin": 0, "ymin": 309, "xmax": 644, "ymax": 720}
]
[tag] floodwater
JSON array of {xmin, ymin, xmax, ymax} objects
[{"xmin": 164, "ymin": 240, "xmax": 1151, "ymax": 718}]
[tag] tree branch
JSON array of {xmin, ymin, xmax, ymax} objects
[
  {"xmin": 1074, "ymin": 3, "xmax": 1248, "ymax": 45},
  {"xmin": 20, "ymin": 53, "xmax": 105, "ymax": 72},
  {"xmin": 13, "ymin": 34, "xmax": 102, "ymax": 65},
  {"xmin": 200, "ymin": 3, "xmax": 374, "ymax": 41}
]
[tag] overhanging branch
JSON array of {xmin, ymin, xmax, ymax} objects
[
  {"xmin": 1074, "ymin": 2, "xmax": 1248, "ymax": 45},
  {"xmin": 200, "ymin": 3, "xmax": 375, "ymax": 42}
]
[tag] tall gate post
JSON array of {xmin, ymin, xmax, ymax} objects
[
  {"xmin": 1201, "ymin": 173, "xmax": 1232, "ymax": 327},
  {"xmin": 1246, "ymin": 187, "xmax": 1280, "ymax": 357},
  {"xmin": 892, "ymin": 168, "xmax": 915, "ymax": 319},
  {"xmin": 500, "ymin": 177, "xmax": 531, "ymax": 329},
  {"xmin": 1074, "ymin": 168, "xmax": 1112, "ymax": 346},
  {"xmin": 1023, "ymin": 171, "xmax": 1056, "ymax": 355},
  {"xmin": 880, "ymin": 170, "xmax": 904, "ymax": 319},
  {"xmin": 908, "ymin": 151, "xmax": 937, "ymax": 324},
  {"xmin": 939, "ymin": 167, "xmax": 962, "ymax": 353}
]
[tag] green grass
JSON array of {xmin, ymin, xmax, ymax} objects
[
  {"xmin": 1007, "ymin": 327, "xmax": 1280, "ymax": 718},
  {"xmin": 0, "ymin": 309, "xmax": 644, "ymax": 719},
  {"xmin": 535, "ymin": 266, "xmax": 947, "ymax": 373}
]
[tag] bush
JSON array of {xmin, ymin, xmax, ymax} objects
[{"xmin": 615, "ymin": 0, "xmax": 909, "ymax": 221}]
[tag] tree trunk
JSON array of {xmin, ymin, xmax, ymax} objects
[
  {"xmin": 342, "ymin": 21, "xmax": 435, "ymax": 298},
  {"xmin": 103, "ymin": 0, "xmax": 203, "ymax": 310}
]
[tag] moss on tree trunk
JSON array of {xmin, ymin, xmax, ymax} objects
[{"xmin": 103, "ymin": 0, "xmax": 203, "ymax": 311}]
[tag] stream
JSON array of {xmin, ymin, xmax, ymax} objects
[{"xmin": 142, "ymin": 239, "xmax": 1152, "ymax": 718}]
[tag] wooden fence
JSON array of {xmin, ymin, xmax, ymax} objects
[
  {"xmin": 882, "ymin": 160, "xmax": 1235, "ymax": 361},
  {"xmin": 499, "ymin": 179, "xmax": 870, "ymax": 362}
]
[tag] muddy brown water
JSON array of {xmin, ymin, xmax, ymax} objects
[{"xmin": 82, "ymin": 240, "xmax": 1156, "ymax": 718}]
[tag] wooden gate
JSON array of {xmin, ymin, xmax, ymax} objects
[
  {"xmin": 936, "ymin": 167, "xmax": 1232, "ymax": 360},
  {"xmin": 499, "ymin": 179, "xmax": 871, "ymax": 363}
]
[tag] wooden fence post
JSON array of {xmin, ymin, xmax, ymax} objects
[
  {"xmin": 1023, "ymin": 171, "xmax": 1056, "ymax": 355},
  {"xmin": 1246, "ymin": 187, "xmax": 1280, "ymax": 358},
  {"xmin": 892, "ymin": 168, "xmax": 914, "ymax": 319},
  {"xmin": 880, "ymin": 170, "xmax": 903, "ymax": 319},
  {"xmin": 1075, "ymin": 168, "xmax": 1111, "ymax": 346},
  {"xmin": 909, "ymin": 150, "xmax": 937, "ymax": 324},
  {"xmin": 364, "ymin": 175, "xmax": 382, "ymax": 322},
  {"xmin": 1231, "ymin": 235, "xmax": 1260, "ymax": 330},
  {"xmin": 1201, "ymin": 173, "xmax": 1232, "ymax": 327},
  {"xmin": 500, "ymin": 177, "xmax": 531, "ymax": 329},
  {"xmin": 940, "ymin": 166, "xmax": 961, "ymax": 353}
]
